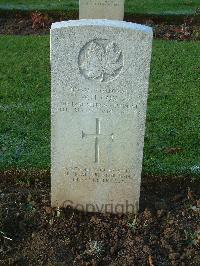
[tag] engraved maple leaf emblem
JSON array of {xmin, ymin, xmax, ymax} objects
[{"xmin": 79, "ymin": 40, "xmax": 123, "ymax": 82}]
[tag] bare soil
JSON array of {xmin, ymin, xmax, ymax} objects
[
  {"xmin": 0, "ymin": 170, "xmax": 199, "ymax": 265},
  {"xmin": 0, "ymin": 12, "xmax": 200, "ymax": 40}
]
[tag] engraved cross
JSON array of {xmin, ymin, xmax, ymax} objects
[{"xmin": 82, "ymin": 118, "xmax": 114, "ymax": 163}]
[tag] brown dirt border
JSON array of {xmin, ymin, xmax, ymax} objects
[
  {"xmin": 1, "ymin": 169, "xmax": 199, "ymax": 209},
  {"xmin": 0, "ymin": 10, "xmax": 200, "ymax": 24}
]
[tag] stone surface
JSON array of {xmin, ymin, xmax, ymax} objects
[
  {"xmin": 51, "ymin": 20, "xmax": 153, "ymax": 213},
  {"xmin": 79, "ymin": 0, "xmax": 125, "ymax": 20}
]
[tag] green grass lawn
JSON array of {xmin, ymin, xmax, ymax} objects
[
  {"xmin": 0, "ymin": 0, "xmax": 199, "ymax": 15},
  {"xmin": 0, "ymin": 36, "xmax": 200, "ymax": 177}
]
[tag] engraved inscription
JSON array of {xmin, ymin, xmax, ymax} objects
[
  {"xmin": 82, "ymin": 118, "xmax": 114, "ymax": 163},
  {"xmin": 83, "ymin": 0, "xmax": 121, "ymax": 7},
  {"xmin": 54, "ymin": 86, "xmax": 138, "ymax": 114},
  {"xmin": 78, "ymin": 39, "xmax": 123, "ymax": 82},
  {"xmin": 65, "ymin": 167, "xmax": 132, "ymax": 183},
  {"xmin": 56, "ymin": 86, "xmax": 138, "ymax": 114}
]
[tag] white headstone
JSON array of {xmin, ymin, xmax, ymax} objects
[
  {"xmin": 79, "ymin": 0, "xmax": 125, "ymax": 20},
  {"xmin": 51, "ymin": 20, "xmax": 153, "ymax": 214}
]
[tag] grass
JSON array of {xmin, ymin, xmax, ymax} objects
[
  {"xmin": 145, "ymin": 40, "xmax": 200, "ymax": 176},
  {"xmin": 0, "ymin": 0, "xmax": 199, "ymax": 15},
  {"xmin": 0, "ymin": 36, "xmax": 200, "ymax": 177}
]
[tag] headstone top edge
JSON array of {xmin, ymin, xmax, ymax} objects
[{"xmin": 51, "ymin": 19, "xmax": 153, "ymax": 35}]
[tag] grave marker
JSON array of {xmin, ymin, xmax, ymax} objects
[
  {"xmin": 79, "ymin": 0, "xmax": 125, "ymax": 20},
  {"xmin": 51, "ymin": 20, "xmax": 153, "ymax": 213}
]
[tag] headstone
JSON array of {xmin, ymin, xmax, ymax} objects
[
  {"xmin": 51, "ymin": 20, "xmax": 153, "ymax": 213},
  {"xmin": 79, "ymin": 0, "xmax": 125, "ymax": 20}
]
